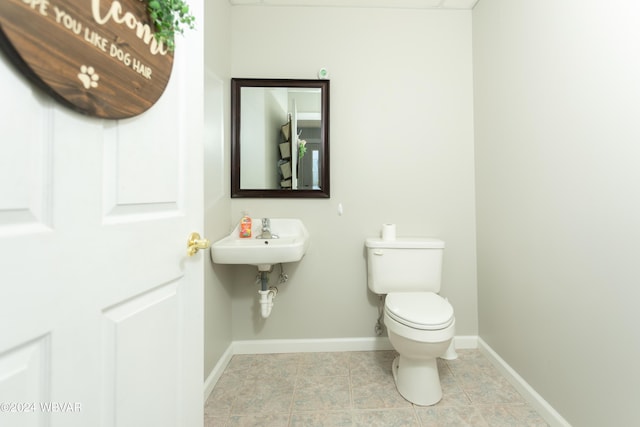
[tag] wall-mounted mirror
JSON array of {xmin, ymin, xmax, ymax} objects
[{"xmin": 231, "ymin": 78, "xmax": 330, "ymax": 198}]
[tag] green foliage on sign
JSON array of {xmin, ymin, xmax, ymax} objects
[{"xmin": 147, "ymin": 0, "xmax": 195, "ymax": 51}]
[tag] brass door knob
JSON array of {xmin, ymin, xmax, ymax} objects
[{"xmin": 187, "ymin": 232, "xmax": 210, "ymax": 256}]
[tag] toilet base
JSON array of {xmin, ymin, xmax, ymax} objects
[{"xmin": 392, "ymin": 355, "xmax": 442, "ymax": 406}]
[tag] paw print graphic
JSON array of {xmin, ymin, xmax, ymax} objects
[{"xmin": 78, "ymin": 65, "xmax": 99, "ymax": 90}]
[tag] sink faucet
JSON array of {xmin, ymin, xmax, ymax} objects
[
  {"xmin": 261, "ymin": 218, "xmax": 272, "ymax": 238},
  {"xmin": 258, "ymin": 218, "xmax": 278, "ymax": 239}
]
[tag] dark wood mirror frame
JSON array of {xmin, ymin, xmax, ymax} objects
[{"xmin": 231, "ymin": 78, "xmax": 330, "ymax": 198}]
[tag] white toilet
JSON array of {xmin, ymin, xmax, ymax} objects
[{"xmin": 365, "ymin": 237, "xmax": 456, "ymax": 406}]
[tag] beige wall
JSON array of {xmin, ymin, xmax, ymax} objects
[
  {"xmin": 227, "ymin": 7, "xmax": 478, "ymax": 340},
  {"xmin": 473, "ymin": 1, "xmax": 640, "ymax": 425},
  {"xmin": 205, "ymin": 1, "xmax": 640, "ymax": 423},
  {"xmin": 203, "ymin": 0, "xmax": 233, "ymax": 377}
]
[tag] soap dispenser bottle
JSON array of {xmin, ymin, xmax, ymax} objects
[{"xmin": 239, "ymin": 212, "xmax": 252, "ymax": 238}]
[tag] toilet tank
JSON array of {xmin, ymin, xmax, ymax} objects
[{"xmin": 365, "ymin": 237, "xmax": 445, "ymax": 294}]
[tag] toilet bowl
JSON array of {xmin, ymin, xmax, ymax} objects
[
  {"xmin": 384, "ymin": 291, "xmax": 455, "ymax": 406},
  {"xmin": 365, "ymin": 236, "xmax": 455, "ymax": 406}
]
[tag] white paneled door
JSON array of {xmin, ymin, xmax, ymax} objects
[{"xmin": 0, "ymin": 2, "xmax": 205, "ymax": 426}]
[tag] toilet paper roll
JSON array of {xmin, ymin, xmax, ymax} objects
[{"xmin": 381, "ymin": 223, "xmax": 396, "ymax": 241}]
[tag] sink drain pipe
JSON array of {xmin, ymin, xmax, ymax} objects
[{"xmin": 258, "ymin": 271, "xmax": 277, "ymax": 318}]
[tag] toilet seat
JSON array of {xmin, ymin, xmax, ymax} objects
[{"xmin": 385, "ymin": 292, "xmax": 454, "ymax": 330}]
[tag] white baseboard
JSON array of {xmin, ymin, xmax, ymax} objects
[
  {"xmin": 478, "ymin": 338, "xmax": 571, "ymax": 427},
  {"xmin": 203, "ymin": 335, "xmax": 478, "ymax": 401},
  {"xmin": 232, "ymin": 335, "xmax": 478, "ymax": 355},
  {"xmin": 232, "ymin": 336, "xmax": 394, "ymax": 354},
  {"xmin": 452, "ymin": 335, "xmax": 477, "ymax": 350},
  {"xmin": 203, "ymin": 344, "xmax": 234, "ymax": 403}
]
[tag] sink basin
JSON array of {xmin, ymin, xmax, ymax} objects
[{"xmin": 210, "ymin": 218, "xmax": 310, "ymax": 270}]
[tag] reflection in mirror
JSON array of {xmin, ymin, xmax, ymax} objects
[{"xmin": 231, "ymin": 78, "xmax": 330, "ymax": 198}]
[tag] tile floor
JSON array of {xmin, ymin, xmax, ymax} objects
[{"xmin": 204, "ymin": 349, "xmax": 548, "ymax": 426}]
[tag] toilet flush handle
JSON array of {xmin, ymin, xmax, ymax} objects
[{"xmin": 373, "ymin": 250, "xmax": 384, "ymax": 256}]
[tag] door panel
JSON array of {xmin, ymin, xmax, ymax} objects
[
  {"xmin": 102, "ymin": 280, "xmax": 181, "ymax": 426},
  {"xmin": 0, "ymin": 1, "xmax": 204, "ymax": 426},
  {"xmin": 0, "ymin": 335, "xmax": 50, "ymax": 427},
  {"xmin": 0, "ymin": 66, "xmax": 53, "ymax": 234}
]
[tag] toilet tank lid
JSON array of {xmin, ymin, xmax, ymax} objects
[{"xmin": 365, "ymin": 237, "xmax": 445, "ymax": 249}]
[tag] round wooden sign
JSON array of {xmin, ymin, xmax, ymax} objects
[{"xmin": 0, "ymin": 0, "xmax": 174, "ymax": 119}]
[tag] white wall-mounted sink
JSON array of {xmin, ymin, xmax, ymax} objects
[{"xmin": 210, "ymin": 218, "xmax": 310, "ymax": 271}]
